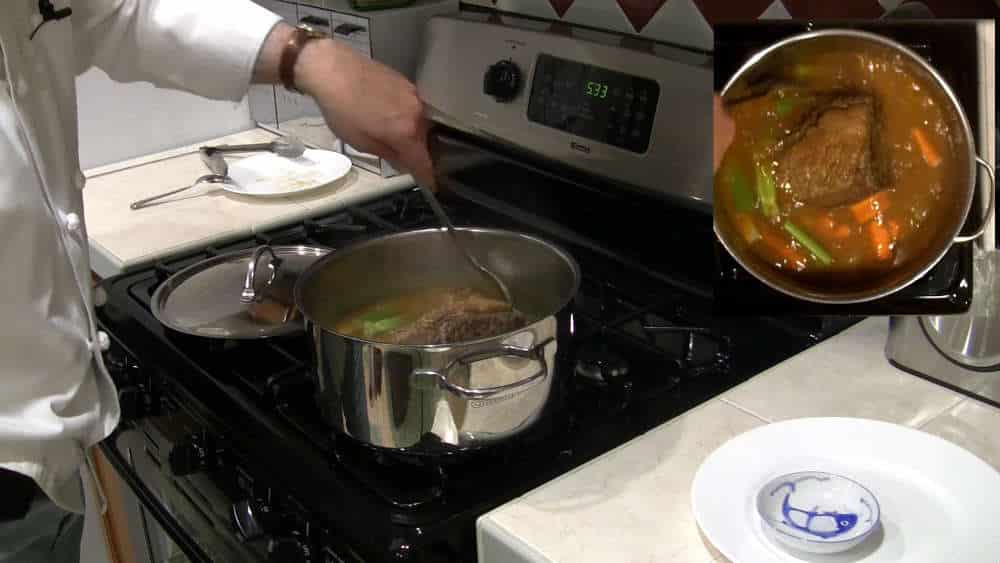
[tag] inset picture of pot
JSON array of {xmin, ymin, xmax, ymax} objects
[{"xmin": 711, "ymin": 19, "xmax": 995, "ymax": 316}]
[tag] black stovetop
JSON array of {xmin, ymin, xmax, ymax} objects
[
  {"xmin": 713, "ymin": 20, "xmax": 982, "ymax": 316},
  {"xmin": 96, "ymin": 179, "xmax": 858, "ymax": 562}
]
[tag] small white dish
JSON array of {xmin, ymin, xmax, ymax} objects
[
  {"xmin": 225, "ymin": 149, "xmax": 352, "ymax": 198},
  {"xmin": 691, "ymin": 417, "xmax": 1000, "ymax": 563},
  {"xmin": 756, "ymin": 471, "xmax": 880, "ymax": 555}
]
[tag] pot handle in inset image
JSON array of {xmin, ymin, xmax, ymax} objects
[
  {"xmin": 413, "ymin": 337, "xmax": 554, "ymax": 400},
  {"xmin": 954, "ymin": 157, "xmax": 996, "ymax": 244},
  {"xmin": 241, "ymin": 245, "xmax": 282, "ymax": 304}
]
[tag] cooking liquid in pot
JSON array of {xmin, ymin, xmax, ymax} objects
[
  {"xmin": 334, "ymin": 288, "xmax": 529, "ymax": 345},
  {"xmin": 717, "ymin": 43, "xmax": 962, "ymax": 285}
]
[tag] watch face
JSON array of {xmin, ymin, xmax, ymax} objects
[{"xmin": 297, "ymin": 23, "xmax": 326, "ymax": 37}]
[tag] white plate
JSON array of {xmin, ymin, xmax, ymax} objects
[
  {"xmin": 224, "ymin": 149, "xmax": 352, "ymax": 198},
  {"xmin": 691, "ymin": 417, "xmax": 1000, "ymax": 563}
]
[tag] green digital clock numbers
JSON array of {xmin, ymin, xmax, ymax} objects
[{"xmin": 585, "ymin": 81, "xmax": 609, "ymax": 99}]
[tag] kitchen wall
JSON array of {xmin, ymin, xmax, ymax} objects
[
  {"xmin": 460, "ymin": 0, "xmax": 999, "ymax": 52},
  {"xmin": 76, "ymin": 68, "xmax": 254, "ymax": 171},
  {"xmin": 75, "ymin": 0, "xmax": 997, "ymax": 171}
]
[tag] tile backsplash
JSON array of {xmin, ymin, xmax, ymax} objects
[{"xmin": 460, "ymin": 0, "xmax": 1000, "ymax": 51}]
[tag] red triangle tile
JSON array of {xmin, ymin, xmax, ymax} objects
[
  {"xmin": 692, "ymin": 0, "xmax": 776, "ymax": 24},
  {"xmin": 548, "ymin": 0, "xmax": 575, "ymax": 17},
  {"xmin": 781, "ymin": 0, "xmax": 884, "ymax": 18},
  {"xmin": 616, "ymin": 0, "xmax": 668, "ymax": 32}
]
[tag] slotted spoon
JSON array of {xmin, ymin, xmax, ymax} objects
[{"xmin": 416, "ymin": 183, "xmax": 514, "ymax": 308}]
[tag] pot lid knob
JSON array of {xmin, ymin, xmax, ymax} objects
[{"xmin": 242, "ymin": 245, "xmax": 283, "ymax": 304}]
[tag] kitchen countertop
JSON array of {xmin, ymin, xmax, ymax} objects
[
  {"xmin": 83, "ymin": 127, "xmax": 414, "ymax": 278},
  {"xmin": 477, "ymin": 318, "xmax": 1000, "ymax": 563}
]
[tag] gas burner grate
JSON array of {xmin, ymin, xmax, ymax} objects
[
  {"xmin": 638, "ymin": 320, "xmax": 731, "ymax": 377},
  {"xmin": 107, "ymin": 184, "xmax": 837, "ymax": 527},
  {"xmin": 572, "ymin": 277, "xmax": 732, "ymax": 377}
]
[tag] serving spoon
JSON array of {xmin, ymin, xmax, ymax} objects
[
  {"xmin": 130, "ymin": 152, "xmax": 231, "ymax": 210},
  {"xmin": 416, "ymin": 183, "xmax": 515, "ymax": 308}
]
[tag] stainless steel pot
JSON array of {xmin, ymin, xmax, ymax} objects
[
  {"xmin": 920, "ymin": 246, "xmax": 1000, "ymax": 370},
  {"xmin": 717, "ymin": 29, "xmax": 996, "ymax": 304},
  {"xmin": 294, "ymin": 227, "xmax": 580, "ymax": 450}
]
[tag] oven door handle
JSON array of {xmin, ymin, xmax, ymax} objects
[{"xmin": 99, "ymin": 431, "xmax": 215, "ymax": 563}]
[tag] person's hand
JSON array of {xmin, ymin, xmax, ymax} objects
[
  {"xmin": 295, "ymin": 39, "xmax": 435, "ymax": 188},
  {"xmin": 713, "ymin": 94, "xmax": 735, "ymax": 173}
]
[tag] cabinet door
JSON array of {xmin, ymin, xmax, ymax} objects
[{"xmin": 329, "ymin": 11, "xmax": 372, "ymax": 58}]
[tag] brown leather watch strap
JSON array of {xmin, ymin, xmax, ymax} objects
[{"xmin": 279, "ymin": 25, "xmax": 325, "ymax": 94}]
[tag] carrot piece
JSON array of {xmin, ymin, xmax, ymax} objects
[
  {"xmin": 887, "ymin": 219, "xmax": 901, "ymax": 240},
  {"xmin": 911, "ymin": 127, "xmax": 942, "ymax": 168},
  {"xmin": 760, "ymin": 228, "xmax": 805, "ymax": 267},
  {"xmin": 808, "ymin": 214, "xmax": 848, "ymax": 241},
  {"xmin": 850, "ymin": 191, "xmax": 891, "ymax": 224},
  {"xmin": 733, "ymin": 213, "xmax": 762, "ymax": 244},
  {"xmin": 869, "ymin": 222, "xmax": 892, "ymax": 260}
]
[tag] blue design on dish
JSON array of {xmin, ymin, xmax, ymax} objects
[
  {"xmin": 771, "ymin": 476, "xmax": 860, "ymax": 538},
  {"xmin": 756, "ymin": 470, "xmax": 881, "ymax": 555}
]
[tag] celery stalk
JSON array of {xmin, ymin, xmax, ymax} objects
[
  {"xmin": 755, "ymin": 162, "xmax": 779, "ymax": 219},
  {"xmin": 783, "ymin": 221, "xmax": 833, "ymax": 265}
]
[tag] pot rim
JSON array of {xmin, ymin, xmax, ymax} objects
[
  {"xmin": 717, "ymin": 27, "xmax": 979, "ymax": 304},
  {"xmin": 293, "ymin": 226, "xmax": 581, "ymax": 350}
]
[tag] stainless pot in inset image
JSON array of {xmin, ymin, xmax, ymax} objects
[
  {"xmin": 294, "ymin": 227, "xmax": 580, "ymax": 451},
  {"xmin": 717, "ymin": 29, "xmax": 995, "ymax": 304}
]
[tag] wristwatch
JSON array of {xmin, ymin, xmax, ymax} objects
[{"xmin": 279, "ymin": 23, "xmax": 328, "ymax": 94}]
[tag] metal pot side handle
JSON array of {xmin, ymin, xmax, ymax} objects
[
  {"xmin": 241, "ymin": 246, "xmax": 282, "ymax": 304},
  {"xmin": 414, "ymin": 337, "xmax": 555, "ymax": 399},
  {"xmin": 954, "ymin": 157, "xmax": 996, "ymax": 244}
]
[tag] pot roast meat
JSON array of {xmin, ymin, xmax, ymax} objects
[
  {"xmin": 776, "ymin": 94, "xmax": 886, "ymax": 208},
  {"xmin": 381, "ymin": 289, "xmax": 528, "ymax": 345},
  {"xmin": 432, "ymin": 310, "xmax": 528, "ymax": 344}
]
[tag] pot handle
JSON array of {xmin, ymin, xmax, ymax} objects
[
  {"xmin": 241, "ymin": 246, "xmax": 283, "ymax": 304},
  {"xmin": 414, "ymin": 337, "xmax": 554, "ymax": 400},
  {"xmin": 954, "ymin": 157, "xmax": 996, "ymax": 244}
]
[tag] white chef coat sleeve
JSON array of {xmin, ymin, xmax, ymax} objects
[{"xmin": 74, "ymin": 0, "xmax": 282, "ymax": 102}]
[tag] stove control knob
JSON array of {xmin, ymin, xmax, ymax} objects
[
  {"xmin": 483, "ymin": 60, "xmax": 521, "ymax": 102},
  {"xmin": 168, "ymin": 432, "xmax": 220, "ymax": 476},
  {"xmin": 168, "ymin": 441, "xmax": 203, "ymax": 476},
  {"xmin": 268, "ymin": 536, "xmax": 311, "ymax": 563},
  {"xmin": 232, "ymin": 499, "xmax": 272, "ymax": 541},
  {"xmin": 117, "ymin": 385, "xmax": 147, "ymax": 421}
]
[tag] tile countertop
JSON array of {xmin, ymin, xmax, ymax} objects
[
  {"xmin": 83, "ymin": 127, "xmax": 414, "ymax": 278},
  {"xmin": 477, "ymin": 318, "xmax": 1000, "ymax": 563}
]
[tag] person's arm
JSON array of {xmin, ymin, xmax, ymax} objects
[
  {"xmin": 75, "ymin": 1, "xmax": 432, "ymax": 187},
  {"xmin": 251, "ymin": 23, "xmax": 433, "ymax": 187}
]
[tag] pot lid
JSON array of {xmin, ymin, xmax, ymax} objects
[{"xmin": 152, "ymin": 245, "xmax": 330, "ymax": 339}]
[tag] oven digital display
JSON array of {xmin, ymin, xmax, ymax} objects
[{"xmin": 527, "ymin": 54, "xmax": 660, "ymax": 153}]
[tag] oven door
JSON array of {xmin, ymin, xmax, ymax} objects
[{"xmin": 100, "ymin": 421, "xmax": 268, "ymax": 563}]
